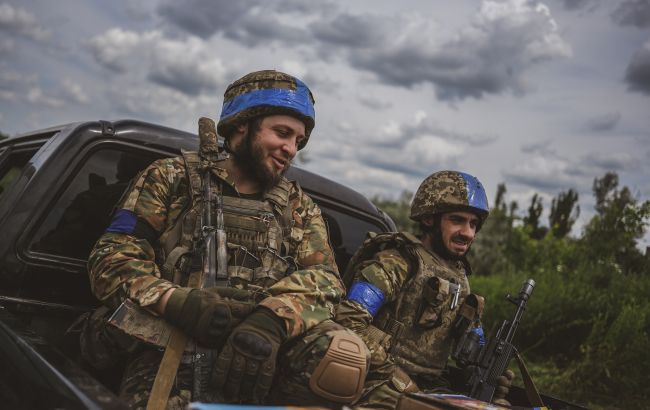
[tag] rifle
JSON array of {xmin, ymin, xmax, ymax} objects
[
  {"xmin": 192, "ymin": 117, "xmax": 229, "ymax": 400},
  {"xmin": 145, "ymin": 117, "xmax": 226, "ymax": 407},
  {"xmin": 452, "ymin": 278, "xmax": 542, "ymax": 405},
  {"xmin": 199, "ymin": 117, "xmax": 228, "ymax": 288}
]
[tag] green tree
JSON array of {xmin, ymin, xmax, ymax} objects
[
  {"xmin": 470, "ymin": 183, "xmax": 519, "ymax": 275},
  {"xmin": 582, "ymin": 172, "xmax": 650, "ymax": 274},
  {"xmin": 0, "ymin": 130, "xmax": 8, "ymax": 140},
  {"xmin": 371, "ymin": 190, "xmax": 417, "ymax": 232},
  {"xmin": 523, "ymin": 193, "xmax": 547, "ymax": 239},
  {"xmin": 549, "ymin": 189, "xmax": 580, "ymax": 238}
]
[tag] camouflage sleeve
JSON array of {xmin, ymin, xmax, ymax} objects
[
  {"xmin": 292, "ymin": 189, "xmax": 338, "ymax": 273},
  {"xmin": 87, "ymin": 158, "xmax": 186, "ymax": 309},
  {"xmin": 334, "ymin": 247, "xmax": 410, "ymax": 332},
  {"xmin": 355, "ymin": 248, "xmax": 412, "ymax": 304},
  {"xmin": 259, "ymin": 188, "xmax": 343, "ymax": 338},
  {"xmin": 334, "ymin": 248, "xmax": 411, "ymax": 364}
]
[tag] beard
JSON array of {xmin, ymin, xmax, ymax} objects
[
  {"xmin": 424, "ymin": 220, "xmax": 471, "ymax": 261},
  {"xmin": 231, "ymin": 133, "xmax": 289, "ymax": 192}
]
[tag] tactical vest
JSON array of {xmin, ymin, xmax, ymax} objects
[
  {"xmin": 158, "ymin": 151, "xmax": 300, "ymax": 290},
  {"xmin": 344, "ymin": 232, "xmax": 483, "ymax": 378}
]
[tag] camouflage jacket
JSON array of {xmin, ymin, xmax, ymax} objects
[
  {"xmin": 88, "ymin": 156, "xmax": 342, "ymax": 338},
  {"xmin": 336, "ymin": 232, "xmax": 475, "ymax": 378}
]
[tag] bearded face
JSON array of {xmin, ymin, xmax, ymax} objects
[
  {"xmin": 230, "ymin": 115, "xmax": 305, "ymax": 191},
  {"xmin": 423, "ymin": 211, "xmax": 479, "ymax": 261}
]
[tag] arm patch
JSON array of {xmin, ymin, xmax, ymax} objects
[
  {"xmin": 106, "ymin": 209, "xmax": 137, "ymax": 234},
  {"xmin": 106, "ymin": 209, "xmax": 159, "ymax": 246},
  {"xmin": 347, "ymin": 281, "xmax": 385, "ymax": 317}
]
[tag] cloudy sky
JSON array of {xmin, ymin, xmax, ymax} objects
[{"xmin": 1, "ymin": 0, "xmax": 649, "ymax": 245}]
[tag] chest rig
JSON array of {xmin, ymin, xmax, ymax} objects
[
  {"xmin": 345, "ymin": 232, "xmax": 482, "ymax": 377},
  {"xmin": 158, "ymin": 152, "xmax": 299, "ymax": 291}
]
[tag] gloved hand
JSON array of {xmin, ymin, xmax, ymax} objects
[
  {"xmin": 212, "ymin": 307, "xmax": 287, "ymax": 403},
  {"xmin": 492, "ymin": 369, "xmax": 515, "ymax": 407},
  {"xmin": 163, "ymin": 287, "xmax": 254, "ymax": 346}
]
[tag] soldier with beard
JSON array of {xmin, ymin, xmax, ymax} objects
[
  {"xmin": 335, "ymin": 171, "xmax": 514, "ymax": 409},
  {"xmin": 87, "ymin": 70, "xmax": 368, "ymax": 409}
]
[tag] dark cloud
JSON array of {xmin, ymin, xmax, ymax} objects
[
  {"xmin": 581, "ymin": 153, "xmax": 638, "ymax": 171},
  {"xmin": 336, "ymin": 3, "xmax": 570, "ymax": 101},
  {"xmin": 148, "ymin": 66, "xmax": 218, "ymax": 96},
  {"xmin": 311, "ymin": 13, "xmax": 387, "ymax": 48},
  {"xmin": 504, "ymin": 148, "xmax": 643, "ymax": 194},
  {"xmin": 156, "ymin": 1, "xmax": 570, "ymax": 102},
  {"xmin": 157, "ymin": 0, "xmax": 254, "ymax": 38},
  {"xmin": 0, "ymin": 3, "xmax": 49, "ymax": 41},
  {"xmin": 87, "ymin": 29, "xmax": 230, "ymax": 96},
  {"xmin": 587, "ymin": 112, "xmax": 621, "ymax": 132},
  {"xmin": 224, "ymin": 16, "xmax": 308, "ymax": 47},
  {"xmin": 521, "ymin": 139, "xmax": 555, "ymax": 155},
  {"xmin": 399, "ymin": 115, "xmax": 498, "ymax": 147},
  {"xmin": 358, "ymin": 96, "xmax": 393, "ymax": 111},
  {"xmin": 624, "ymin": 42, "xmax": 650, "ymax": 95},
  {"xmin": 611, "ymin": 0, "xmax": 650, "ymax": 29},
  {"xmin": 157, "ymin": 0, "xmax": 324, "ymax": 46},
  {"xmin": 359, "ymin": 155, "xmax": 433, "ymax": 178},
  {"xmin": 557, "ymin": 0, "xmax": 599, "ymax": 11},
  {"xmin": 506, "ymin": 173, "xmax": 575, "ymax": 191}
]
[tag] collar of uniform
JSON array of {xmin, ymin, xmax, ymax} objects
[
  {"xmin": 209, "ymin": 165, "xmax": 237, "ymax": 192},
  {"xmin": 208, "ymin": 165, "xmax": 292, "ymax": 200}
]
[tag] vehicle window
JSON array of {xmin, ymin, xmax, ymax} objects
[
  {"xmin": 0, "ymin": 148, "xmax": 39, "ymax": 200},
  {"xmin": 320, "ymin": 206, "xmax": 387, "ymax": 272},
  {"xmin": 30, "ymin": 148, "xmax": 165, "ymax": 260}
]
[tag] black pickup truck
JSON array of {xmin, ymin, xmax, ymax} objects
[
  {"xmin": 0, "ymin": 120, "xmax": 586, "ymax": 410},
  {"xmin": 0, "ymin": 119, "xmax": 396, "ymax": 409}
]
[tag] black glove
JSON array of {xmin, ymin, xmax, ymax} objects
[
  {"xmin": 212, "ymin": 308, "xmax": 287, "ymax": 403},
  {"xmin": 492, "ymin": 369, "xmax": 515, "ymax": 407},
  {"xmin": 164, "ymin": 287, "xmax": 254, "ymax": 346}
]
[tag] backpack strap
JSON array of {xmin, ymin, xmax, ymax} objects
[{"xmin": 264, "ymin": 176, "xmax": 294, "ymax": 235}]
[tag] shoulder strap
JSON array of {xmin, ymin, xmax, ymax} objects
[
  {"xmin": 343, "ymin": 231, "xmax": 418, "ymax": 289},
  {"xmin": 264, "ymin": 176, "xmax": 295, "ymax": 240},
  {"xmin": 181, "ymin": 150, "xmax": 202, "ymax": 202}
]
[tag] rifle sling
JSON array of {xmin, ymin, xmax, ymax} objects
[
  {"xmin": 146, "ymin": 269, "xmax": 202, "ymax": 409},
  {"xmin": 513, "ymin": 349, "xmax": 544, "ymax": 407}
]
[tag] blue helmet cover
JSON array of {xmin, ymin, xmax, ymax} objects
[
  {"xmin": 458, "ymin": 172, "xmax": 489, "ymax": 214},
  {"xmin": 219, "ymin": 78, "xmax": 315, "ymax": 123}
]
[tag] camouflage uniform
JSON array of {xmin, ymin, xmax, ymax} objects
[
  {"xmin": 87, "ymin": 70, "xmax": 355, "ymax": 409},
  {"xmin": 335, "ymin": 171, "xmax": 489, "ymax": 409},
  {"xmin": 87, "ymin": 157, "xmax": 344, "ymax": 408}
]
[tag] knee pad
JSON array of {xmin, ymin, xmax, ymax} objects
[{"xmin": 309, "ymin": 330, "xmax": 369, "ymax": 403}]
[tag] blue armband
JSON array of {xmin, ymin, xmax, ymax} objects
[
  {"xmin": 105, "ymin": 209, "xmax": 160, "ymax": 246},
  {"xmin": 105, "ymin": 209, "xmax": 137, "ymax": 234},
  {"xmin": 347, "ymin": 281, "xmax": 385, "ymax": 317}
]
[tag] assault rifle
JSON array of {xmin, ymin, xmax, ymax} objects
[
  {"xmin": 192, "ymin": 117, "xmax": 229, "ymax": 400},
  {"xmin": 198, "ymin": 116, "xmax": 228, "ymax": 288},
  {"xmin": 452, "ymin": 278, "xmax": 543, "ymax": 406}
]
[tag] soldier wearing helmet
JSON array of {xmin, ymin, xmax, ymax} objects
[
  {"xmin": 87, "ymin": 70, "xmax": 368, "ymax": 408},
  {"xmin": 335, "ymin": 171, "xmax": 513, "ymax": 408}
]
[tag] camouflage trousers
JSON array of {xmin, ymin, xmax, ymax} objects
[{"xmin": 118, "ymin": 320, "xmax": 357, "ymax": 409}]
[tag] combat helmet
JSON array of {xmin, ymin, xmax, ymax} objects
[
  {"xmin": 410, "ymin": 170, "xmax": 489, "ymax": 222},
  {"xmin": 217, "ymin": 70, "xmax": 315, "ymax": 150}
]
